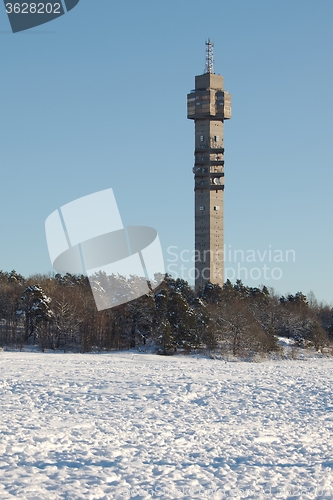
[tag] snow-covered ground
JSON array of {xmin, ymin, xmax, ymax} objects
[{"xmin": 1, "ymin": 352, "xmax": 333, "ymax": 499}]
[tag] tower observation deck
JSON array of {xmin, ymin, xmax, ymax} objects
[{"xmin": 187, "ymin": 40, "xmax": 231, "ymax": 288}]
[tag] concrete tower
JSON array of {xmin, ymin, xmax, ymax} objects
[{"xmin": 187, "ymin": 40, "xmax": 231, "ymax": 288}]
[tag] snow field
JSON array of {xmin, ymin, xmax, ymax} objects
[{"xmin": 1, "ymin": 352, "xmax": 333, "ymax": 499}]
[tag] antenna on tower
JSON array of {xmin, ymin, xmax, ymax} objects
[{"xmin": 205, "ymin": 38, "xmax": 214, "ymax": 74}]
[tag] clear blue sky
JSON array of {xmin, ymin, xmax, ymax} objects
[{"xmin": 0, "ymin": 0, "xmax": 332, "ymax": 303}]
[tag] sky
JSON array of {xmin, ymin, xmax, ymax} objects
[{"xmin": 0, "ymin": 0, "xmax": 332, "ymax": 304}]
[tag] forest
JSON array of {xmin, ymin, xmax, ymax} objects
[{"xmin": 0, "ymin": 270, "xmax": 332, "ymax": 357}]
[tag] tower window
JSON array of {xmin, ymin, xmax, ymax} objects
[
  {"xmin": 200, "ymin": 135, "xmax": 204, "ymax": 142},
  {"xmin": 199, "ymin": 206, "xmax": 205, "ymax": 211},
  {"xmin": 214, "ymin": 206, "xmax": 220, "ymax": 211},
  {"xmin": 214, "ymin": 135, "xmax": 219, "ymax": 142}
]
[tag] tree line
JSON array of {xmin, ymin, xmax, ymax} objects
[{"xmin": 0, "ymin": 270, "xmax": 332, "ymax": 357}]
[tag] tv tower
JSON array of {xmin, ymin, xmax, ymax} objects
[{"xmin": 187, "ymin": 40, "xmax": 232, "ymax": 288}]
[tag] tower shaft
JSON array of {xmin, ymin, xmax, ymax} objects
[{"xmin": 187, "ymin": 54, "xmax": 231, "ymax": 288}]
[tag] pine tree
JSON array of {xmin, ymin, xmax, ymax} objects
[{"xmin": 17, "ymin": 285, "xmax": 53, "ymax": 349}]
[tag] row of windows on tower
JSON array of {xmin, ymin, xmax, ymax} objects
[
  {"xmin": 199, "ymin": 206, "xmax": 220, "ymax": 211},
  {"xmin": 196, "ymin": 155, "xmax": 224, "ymax": 161},
  {"xmin": 200, "ymin": 135, "xmax": 219, "ymax": 142}
]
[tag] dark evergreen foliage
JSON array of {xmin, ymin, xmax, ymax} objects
[{"xmin": 0, "ymin": 270, "xmax": 331, "ymax": 356}]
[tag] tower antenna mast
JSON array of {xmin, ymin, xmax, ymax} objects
[{"xmin": 205, "ymin": 38, "xmax": 214, "ymax": 74}]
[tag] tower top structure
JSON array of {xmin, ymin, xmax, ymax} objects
[{"xmin": 205, "ymin": 38, "xmax": 214, "ymax": 74}]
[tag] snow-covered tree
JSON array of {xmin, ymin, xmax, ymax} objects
[{"xmin": 17, "ymin": 285, "xmax": 53, "ymax": 348}]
